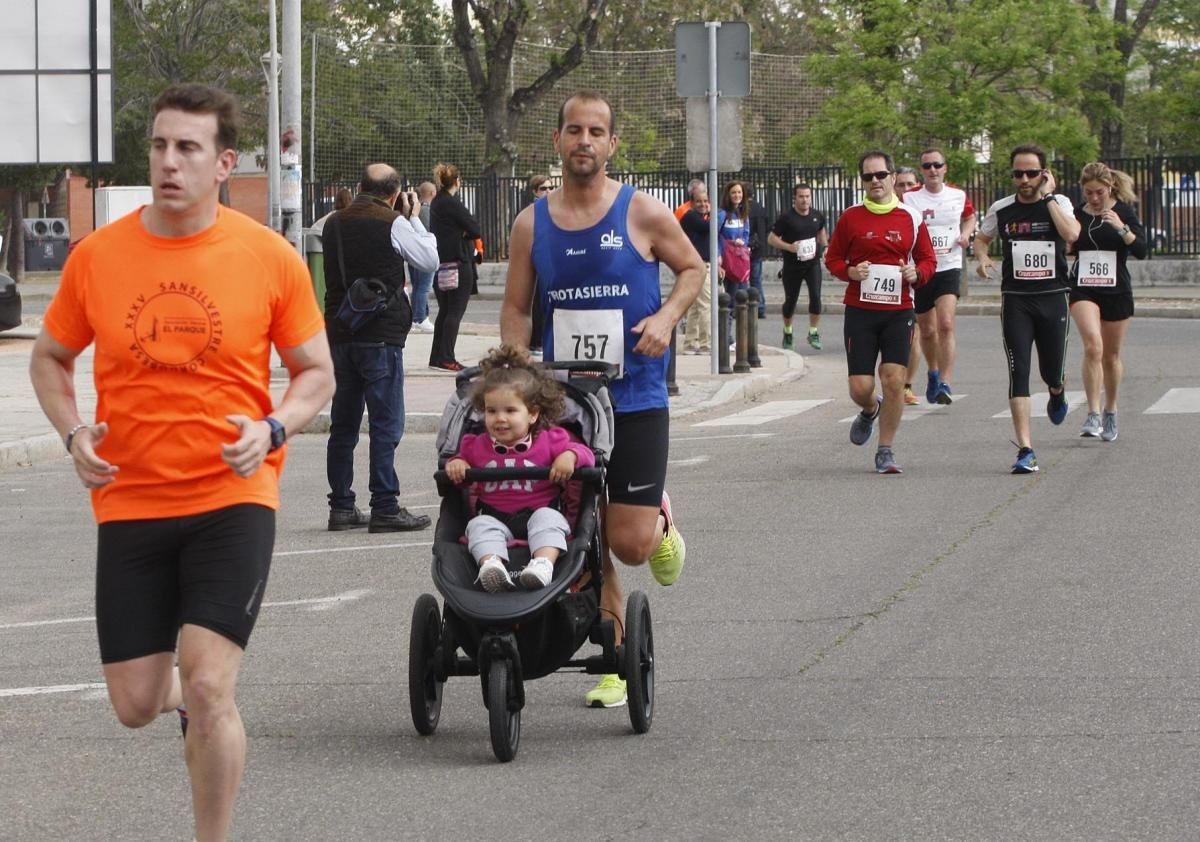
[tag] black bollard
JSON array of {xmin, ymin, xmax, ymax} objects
[
  {"xmin": 667, "ymin": 319, "xmax": 680, "ymax": 396},
  {"xmin": 746, "ymin": 287, "xmax": 762, "ymax": 368},
  {"xmin": 734, "ymin": 289, "xmax": 751, "ymax": 373},
  {"xmin": 717, "ymin": 292, "xmax": 732, "ymax": 374}
]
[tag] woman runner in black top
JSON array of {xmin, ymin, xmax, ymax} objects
[{"xmin": 1069, "ymin": 162, "xmax": 1147, "ymax": 442}]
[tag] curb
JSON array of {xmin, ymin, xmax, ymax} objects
[{"xmin": 0, "ymin": 432, "xmax": 68, "ymax": 472}]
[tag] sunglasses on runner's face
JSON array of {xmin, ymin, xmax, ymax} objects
[
  {"xmin": 860, "ymin": 171, "xmax": 891, "ymax": 182},
  {"xmin": 1012, "ymin": 169, "xmax": 1044, "ymax": 179},
  {"xmin": 921, "ymin": 161, "xmax": 946, "ymax": 170}
]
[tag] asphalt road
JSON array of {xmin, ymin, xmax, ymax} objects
[{"xmin": 3, "ymin": 313, "xmax": 1199, "ymax": 841}]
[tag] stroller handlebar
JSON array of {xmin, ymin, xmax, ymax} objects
[{"xmin": 434, "ymin": 466, "xmax": 606, "ymax": 486}]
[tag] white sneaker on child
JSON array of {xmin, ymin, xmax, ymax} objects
[
  {"xmin": 478, "ymin": 557, "xmax": 514, "ymax": 592},
  {"xmin": 518, "ymin": 556, "xmax": 554, "ymax": 589}
]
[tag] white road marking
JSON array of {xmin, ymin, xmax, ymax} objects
[
  {"xmin": 668, "ymin": 455, "xmax": 710, "ymax": 466},
  {"xmin": 839, "ymin": 395, "xmax": 970, "ymax": 423},
  {"xmin": 693, "ymin": 399, "xmax": 831, "ymax": 427},
  {"xmin": 1144, "ymin": 387, "xmax": 1200, "ymax": 414},
  {"xmin": 0, "ymin": 683, "xmax": 108, "ymax": 699},
  {"xmin": 273, "ymin": 541, "xmax": 432, "ymax": 557},
  {"xmin": 673, "ymin": 432, "xmax": 775, "ymax": 442},
  {"xmin": 0, "ymin": 616, "xmax": 94, "ymax": 630},
  {"xmin": 992, "ymin": 391, "xmax": 1085, "ymax": 419}
]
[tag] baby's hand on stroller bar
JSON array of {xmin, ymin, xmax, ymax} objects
[
  {"xmin": 549, "ymin": 451, "xmax": 578, "ymax": 483},
  {"xmin": 445, "ymin": 458, "xmax": 469, "ymax": 484}
]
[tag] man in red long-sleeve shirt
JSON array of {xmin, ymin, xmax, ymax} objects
[{"xmin": 825, "ymin": 150, "xmax": 936, "ymax": 474}]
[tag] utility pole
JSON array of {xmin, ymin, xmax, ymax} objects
[
  {"xmin": 261, "ymin": 0, "xmax": 281, "ymax": 233},
  {"xmin": 281, "ymin": 0, "xmax": 303, "ymax": 254}
]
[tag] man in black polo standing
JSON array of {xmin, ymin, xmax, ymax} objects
[{"xmin": 324, "ymin": 163, "xmax": 440, "ymax": 531}]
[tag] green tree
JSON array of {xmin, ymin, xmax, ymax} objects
[
  {"xmin": 1116, "ymin": 0, "xmax": 1200, "ymax": 156},
  {"xmin": 789, "ymin": 0, "xmax": 1107, "ymax": 171},
  {"xmin": 0, "ymin": 166, "xmax": 60, "ymax": 281}
]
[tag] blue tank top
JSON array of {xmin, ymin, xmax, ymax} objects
[{"xmin": 532, "ymin": 183, "xmax": 667, "ymax": 412}]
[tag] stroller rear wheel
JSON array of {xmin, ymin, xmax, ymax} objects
[
  {"xmin": 623, "ymin": 590, "xmax": 654, "ymax": 733},
  {"xmin": 408, "ymin": 594, "xmax": 445, "ymax": 735},
  {"xmin": 486, "ymin": 659, "xmax": 521, "ymax": 762}
]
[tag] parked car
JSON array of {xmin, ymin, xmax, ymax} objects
[{"xmin": 0, "ymin": 272, "xmax": 22, "ymax": 332}]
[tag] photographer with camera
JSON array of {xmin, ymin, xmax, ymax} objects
[{"xmin": 323, "ymin": 163, "xmax": 439, "ymax": 533}]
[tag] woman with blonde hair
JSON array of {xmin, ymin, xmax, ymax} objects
[
  {"xmin": 429, "ymin": 162, "xmax": 482, "ymax": 371},
  {"xmin": 1069, "ymin": 162, "xmax": 1147, "ymax": 441}
]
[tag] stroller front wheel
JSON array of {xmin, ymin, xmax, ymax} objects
[
  {"xmin": 408, "ymin": 593, "xmax": 445, "ymax": 735},
  {"xmin": 486, "ymin": 658, "xmax": 521, "ymax": 762},
  {"xmin": 623, "ymin": 590, "xmax": 654, "ymax": 733}
]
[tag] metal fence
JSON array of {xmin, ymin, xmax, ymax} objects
[{"xmin": 305, "ymin": 155, "xmax": 1200, "ymax": 260}]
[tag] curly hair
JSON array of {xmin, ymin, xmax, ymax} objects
[{"xmin": 469, "ymin": 344, "xmax": 565, "ymax": 434}]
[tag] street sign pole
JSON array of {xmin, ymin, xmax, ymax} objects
[{"xmin": 707, "ymin": 22, "xmax": 721, "ymax": 374}]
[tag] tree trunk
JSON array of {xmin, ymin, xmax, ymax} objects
[{"xmin": 6, "ymin": 191, "xmax": 25, "ymax": 282}]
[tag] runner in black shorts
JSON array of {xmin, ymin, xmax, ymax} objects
[
  {"xmin": 824, "ymin": 150, "xmax": 936, "ymax": 475},
  {"xmin": 974, "ymin": 144, "xmax": 1081, "ymax": 473},
  {"xmin": 767, "ymin": 183, "xmax": 827, "ymax": 351},
  {"xmin": 604, "ymin": 409, "xmax": 670, "ymax": 507},
  {"xmin": 96, "ymin": 504, "xmax": 275, "ymax": 663},
  {"xmin": 1068, "ymin": 162, "xmax": 1147, "ymax": 442}
]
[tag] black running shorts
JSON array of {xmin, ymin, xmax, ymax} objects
[
  {"xmin": 1069, "ymin": 289, "xmax": 1134, "ymax": 322},
  {"xmin": 843, "ymin": 306, "xmax": 915, "ymax": 376},
  {"xmin": 606, "ymin": 408, "xmax": 669, "ymax": 508},
  {"xmin": 1001, "ymin": 292, "xmax": 1070, "ymax": 399},
  {"xmin": 913, "ymin": 269, "xmax": 961, "ymax": 314},
  {"xmin": 95, "ymin": 504, "xmax": 275, "ymax": 664}
]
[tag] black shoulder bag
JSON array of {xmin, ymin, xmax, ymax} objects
[{"xmin": 331, "ymin": 215, "xmax": 396, "ymax": 332}]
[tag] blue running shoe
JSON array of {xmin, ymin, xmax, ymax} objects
[
  {"xmin": 935, "ymin": 382, "xmax": 953, "ymax": 405},
  {"xmin": 1047, "ymin": 389, "xmax": 1068, "ymax": 425},
  {"xmin": 849, "ymin": 397, "xmax": 881, "ymax": 446},
  {"xmin": 875, "ymin": 446, "xmax": 902, "ymax": 474},
  {"xmin": 1011, "ymin": 447, "xmax": 1039, "ymax": 474},
  {"xmin": 926, "ymin": 370, "xmax": 941, "ymax": 404}
]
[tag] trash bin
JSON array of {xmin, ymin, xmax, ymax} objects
[
  {"xmin": 304, "ymin": 228, "xmax": 326, "ymax": 306},
  {"xmin": 22, "ymin": 218, "xmax": 70, "ymax": 272},
  {"xmin": 0, "ymin": 272, "xmax": 22, "ymax": 331}
]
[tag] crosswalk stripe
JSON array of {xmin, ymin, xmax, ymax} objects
[
  {"xmin": 693, "ymin": 399, "xmax": 831, "ymax": 427},
  {"xmin": 838, "ymin": 396, "xmax": 969, "ymax": 423},
  {"xmin": 992, "ymin": 391, "xmax": 1086, "ymax": 419},
  {"xmin": 1144, "ymin": 387, "xmax": 1200, "ymax": 414}
]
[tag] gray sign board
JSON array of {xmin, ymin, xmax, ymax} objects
[
  {"xmin": 674, "ymin": 21, "xmax": 751, "ymax": 98},
  {"xmin": 0, "ymin": 0, "xmax": 114, "ymax": 164},
  {"xmin": 685, "ymin": 98, "xmax": 743, "ymax": 172}
]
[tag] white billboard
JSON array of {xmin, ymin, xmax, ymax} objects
[{"xmin": 0, "ymin": 0, "xmax": 113, "ymax": 164}]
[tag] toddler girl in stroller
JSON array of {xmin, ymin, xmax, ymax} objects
[{"xmin": 443, "ymin": 344, "xmax": 596, "ymax": 592}]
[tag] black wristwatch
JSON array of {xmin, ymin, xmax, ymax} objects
[
  {"xmin": 265, "ymin": 416, "xmax": 286, "ymax": 451},
  {"xmin": 1042, "ymin": 193, "xmax": 1056, "ymax": 205}
]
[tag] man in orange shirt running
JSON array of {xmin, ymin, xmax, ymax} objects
[{"xmin": 29, "ymin": 84, "xmax": 334, "ymax": 842}]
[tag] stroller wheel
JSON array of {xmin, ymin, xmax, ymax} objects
[
  {"xmin": 408, "ymin": 594, "xmax": 444, "ymax": 735},
  {"xmin": 486, "ymin": 659, "xmax": 521, "ymax": 762},
  {"xmin": 623, "ymin": 590, "xmax": 654, "ymax": 733}
]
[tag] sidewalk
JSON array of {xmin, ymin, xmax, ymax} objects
[{"xmin": 0, "ymin": 319, "xmax": 804, "ymax": 472}]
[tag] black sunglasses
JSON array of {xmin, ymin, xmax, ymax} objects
[
  {"xmin": 860, "ymin": 170, "xmax": 892, "ymax": 182},
  {"xmin": 1012, "ymin": 169, "xmax": 1044, "ymax": 179},
  {"xmin": 921, "ymin": 161, "xmax": 946, "ymax": 170},
  {"xmin": 534, "ymin": 185, "xmax": 551, "ymax": 192}
]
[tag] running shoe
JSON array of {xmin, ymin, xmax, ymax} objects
[
  {"xmin": 1011, "ymin": 447, "xmax": 1039, "ymax": 474},
  {"xmin": 903, "ymin": 387, "xmax": 919, "ymax": 406},
  {"xmin": 849, "ymin": 397, "xmax": 881, "ymax": 446},
  {"xmin": 430, "ymin": 360, "xmax": 466, "ymax": 373},
  {"xmin": 413, "ymin": 317, "xmax": 435, "ymax": 333},
  {"xmin": 177, "ymin": 706, "xmax": 188, "ymax": 739},
  {"xmin": 478, "ymin": 558, "xmax": 515, "ymax": 592},
  {"xmin": 1046, "ymin": 389, "xmax": 1068, "ymax": 425},
  {"xmin": 1080, "ymin": 411, "xmax": 1102, "ymax": 438},
  {"xmin": 807, "ymin": 328, "xmax": 822, "ymax": 351},
  {"xmin": 936, "ymin": 382, "xmax": 953, "ymax": 405},
  {"xmin": 874, "ymin": 446, "xmax": 903, "ymax": 474},
  {"xmin": 782, "ymin": 330, "xmax": 794, "ymax": 350},
  {"xmin": 518, "ymin": 557, "xmax": 554, "ymax": 589},
  {"xmin": 648, "ymin": 491, "xmax": 685, "ymax": 586},
  {"xmin": 585, "ymin": 674, "xmax": 628, "ymax": 708},
  {"xmin": 925, "ymin": 370, "xmax": 941, "ymax": 404},
  {"xmin": 1100, "ymin": 411, "xmax": 1119, "ymax": 442}
]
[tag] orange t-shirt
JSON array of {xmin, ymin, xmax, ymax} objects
[{"xmin": 43, "ymin": 206, "xmax": 325, "ymax": 524}]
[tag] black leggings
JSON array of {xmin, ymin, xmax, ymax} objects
[
  {"xmin": 781, "ymin": 261, "xmax": 822, "ymax": 319},
  {"xmin": 1001, "ymin": 292, "xmax": 1069, "ymax": 398},
  {"xmin": 429, "ymin": 260, "xmax": 474, "ymax": 365}
]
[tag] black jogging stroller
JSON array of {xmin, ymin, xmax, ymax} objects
[{"xmin": 407, "ymin": 360, "xmax": 655, "ymax": 762}]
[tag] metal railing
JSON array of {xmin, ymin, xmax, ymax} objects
[{"xmin": 304, "ymin": 155, "xmax": 1200, "ymax": 259}]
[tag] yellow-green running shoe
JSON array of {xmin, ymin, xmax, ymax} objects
[
  {"xmin": 648, "ymin": 491, "xmax": 685, "ymax": 586},
  {"xmin": 585, "ymin": 674, "xmax": 628, "ymax": 708}
]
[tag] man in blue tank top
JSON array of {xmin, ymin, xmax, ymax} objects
[{"xmin": 502, "ymin": 89, "xmax": 704, "ymax": 709}]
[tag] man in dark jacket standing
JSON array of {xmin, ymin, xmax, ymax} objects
[{"xmin": 323, "ymin": 163, "xmax": 440, "ymax": 531}]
